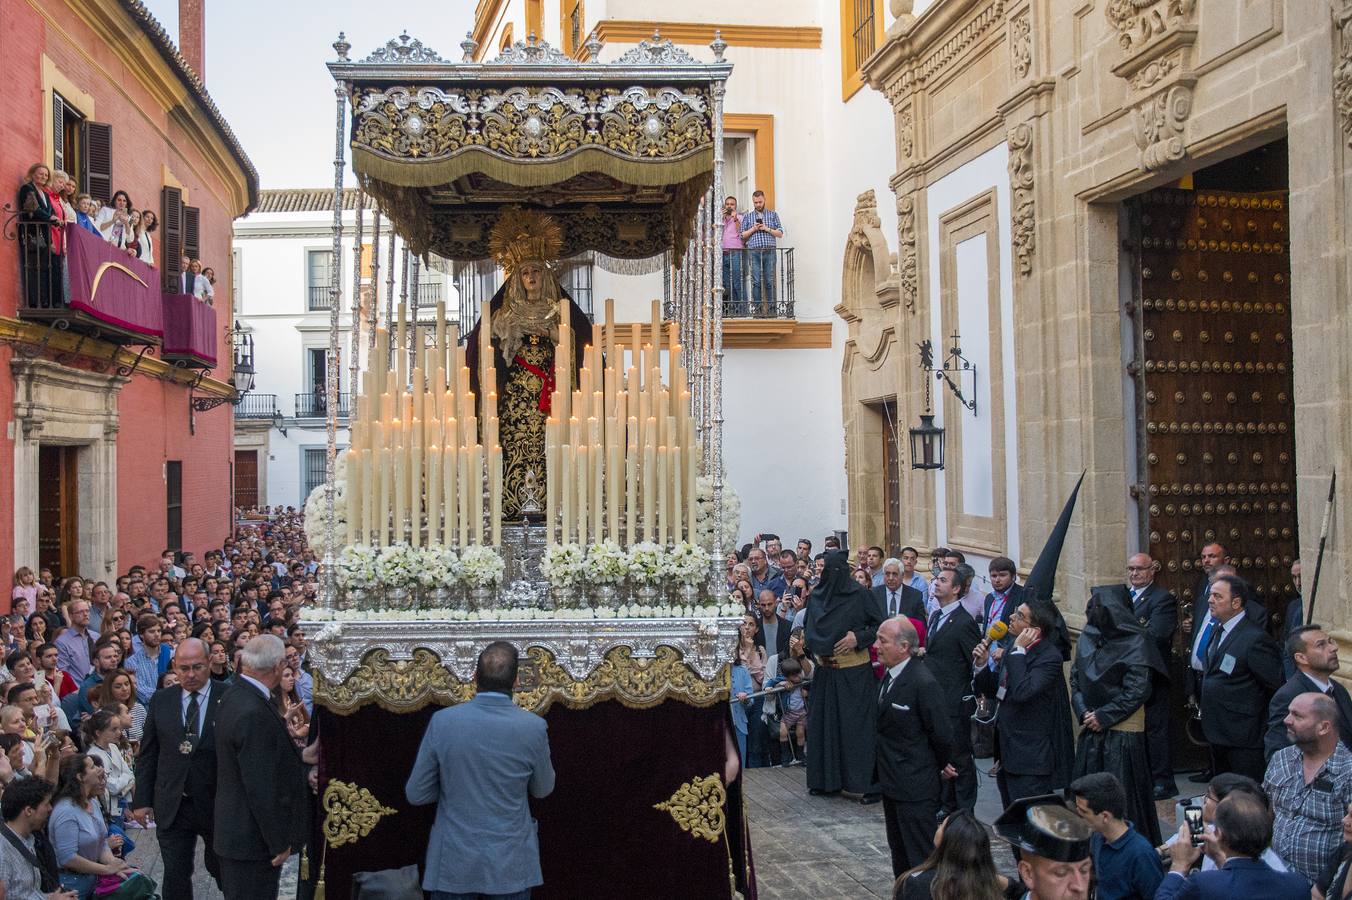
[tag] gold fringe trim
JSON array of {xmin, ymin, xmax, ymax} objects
[
  {"xmin": 314, "ymin": 645, "xmax": 729, "ymax": 715},
  {"xmin": 353, "ymin": 145, "xmax": 714, "ymax": 190}
]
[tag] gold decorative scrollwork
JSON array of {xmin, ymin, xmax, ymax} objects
[
  {"xmin": 322, "ymin": 780, "xmax": 397, "ymax": 848},
  {"xmin": 315, "ymin": 645, "xmax": 728, "ymax": 715},
  {"xmin": 314, "ymin": 648, "xmax": 474, "ymax": 715},
  {"xmin": 654, "ymin": 774, "xmax": 727, "ymax": 843}
]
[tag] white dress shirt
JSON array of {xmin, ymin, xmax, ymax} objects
[{"xmin": 179, "ymin": 682, "xmax": 212, "ymax": 734}]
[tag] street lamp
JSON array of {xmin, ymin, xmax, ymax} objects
[
  {"xmin": 908, "ymin": 333, "xmax": 977, "ymax": 472},
  {"xmin": 190, "ymin": 322, "xmax": 256, "ymax": 413}
]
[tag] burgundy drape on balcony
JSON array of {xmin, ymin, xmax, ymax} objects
[
  {"xmin": 161, "ymin": 293, "xmax": 217, "ymax": 366},
  {"xmin": 64, "ymin": 224, "xmax": 163, "ymax": 336}
]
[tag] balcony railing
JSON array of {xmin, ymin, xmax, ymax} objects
[
  {"xmin": 295, "ymin": 391, "xmax": 352, "ymax": 419},
  {"xmin": 418, "ymin": 281, "xmax": 443, "ymax": 304},
  {"xmin": 307, "ymin": 284, "xmax": 332, "ymax": 310},
  {"xmin": 235, "ymin": 393, "xmax": 279, "ymax": 419},
  {"xmin": 13, "ymin": 221, "xmax": 165, "ymax": 344},
  {"xmin": 663, "ymin": 246, "xmax": 795, "ymax": 320}
]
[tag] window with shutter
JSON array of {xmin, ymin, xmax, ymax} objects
[
  {"xmin": 165, "ymin": 461, "xmax": 183, "ymax": 552},
  {"xmin": 52, "ymin": 95, "xmax": 65, "ymax": 173},
  {"xmin": 183, "ymin": 206, "xmax": 201, "ymax": 262},
  {"xmin": 82, "ymin": 122, "xmax": 113, "ymax": 203},
  {"xmin": 162, "ymin": 186, "xmax": 183, "ymax": 291}
]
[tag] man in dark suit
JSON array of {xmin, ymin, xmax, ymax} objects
[
  {"xmin": 1157, "ymin": 791, "xmax": 1309, "ymax": 899},
  {"xmin": 132, "ymin": 638, "xmax": 222, "ymax": 898},
  {"xmin": 976, "ymin": 599, "xmax": 1071, "ymax": 803},
  {"xmin": 981, "ymin": 556, "xmax": 1024, "ymax": 630},
  {"xmin": 873, "ymin": 558, "xmax": 925, "ymax": 623},
  {"xmin": 921, "ymin": 569, "xmax": 982, "ymax": 814},
  {"xmin": 1193, "ymin": 545, "xmax": 1266, "ymax": 627},
  {"xmin": 1123, "ymin": 552, "xmax": 1179, "ymax": 799},
  {"xmin": 754, "ymin": 589, "xmax": 790, "ymax": 659},
  {"xmin": 874, "ymin": 616, "xmax": 953, "ymax": 877},
  {"xmin": 1197, "ymin": 575, "xmax": 1283, "ymax": 781},
  {"xmin": 1281, "ymin": 559, "xmax": 1303, "ymax": 679},
  {"xmin": 1264, "ymin": 624, "xmax": 1352, "ymax": 759},
  {"xmin": 213, "ymin": 634, "xmax": 309, "ymax": 900}
]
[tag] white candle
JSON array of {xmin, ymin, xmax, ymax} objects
[
  {"xmin": 427, "ymin": 443, "xmax": 441, "ymax": 545},
  {"xmin": 392, "ymin": 418, "xmax": 405, "ymax": 543},
  {"xmin": 410, "ymin": 440, "xmax": 423, "ymax": 547},
  {"xmin": 657, "ymin": 445, "xmax": 668, "ymax": 546},
  {"xmin": 346, "ymin": 448, "xmax": 361, "ymax": 546},
  {"xmin": 490, "ymin": 444, "xmax": 503, "ymax": 546},
  {"xmin": 471, "ymin": 444, "xmax": 484, "ymax": 545},
  {"xmin": 643, "ymin": 439, "xmax": 656, "ymax": 541},
  {"xmin": 443, "ymin": 445, "xmax": 456, "ymax": 546},
  {"xmin": 626, "ymin": 415, "xmax": 638, "ymax": 545},
  {"xmin": 378, "ymin": 446, "xmax": 392, "ymax": 547},
  {"xmin": 671, "ymin": 445, "xmax": 683, "ymax": 544},
  {"xmin": 458, "ymin": 446, "xmax": 470, "ymax": 547},
  {"xmin": 545, "ymin": 418, "xmax": 558, "ymax": 545},
  {"xmin": 576, "ymin": 445, "xmax": 588, "ymax": 546},
  {"xmin": 561, "ymin": 445, "xmax": 574, "ymax": 544},
  {"xmin": 608, "ymin": 442, "xmax": 622, "ymax": 544}
]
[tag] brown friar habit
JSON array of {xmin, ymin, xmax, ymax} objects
[{"xmin": 804, "ymin": 550, "xmax": 886, "ymax": 794}]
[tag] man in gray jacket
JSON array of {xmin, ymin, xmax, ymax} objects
[{"xmin": 406, "ymin": 641, "xmax": 556, "ymax": 899}]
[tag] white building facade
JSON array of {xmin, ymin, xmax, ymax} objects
[{"xmin": 231, "ymin": 189, "xmax": 455, "ymax": 510}]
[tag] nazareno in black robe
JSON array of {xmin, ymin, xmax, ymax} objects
[
  {"xmin": 804, "ymin": 550, "xmax": 886, "ymax": 794},
  {"xmin": 1071, "ymin": 585, "xmax": 1169, "ymax": 845}
]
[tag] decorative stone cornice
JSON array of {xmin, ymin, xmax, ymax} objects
[
  {"xmin": 1007, "ymin": 123, "xmax": 1036, "ymax": 275},
  {"xmin": 1133, "ymin": 85, "xmax": 1193, "ymax": 171}
]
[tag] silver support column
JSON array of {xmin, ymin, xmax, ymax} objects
[
  {"xmin": 324, "ymin": 34, "xmax": 350, "ymax": 608},
  {"xmin": 368, "ymin": 208, "xmax": 382, "ymax": 357},
  {"xmin": 348, "ymin": 189, "xmax": 365, "ymax": 410},
  {"xmin": 709, "ymin": 31, "xmax": 727, "ymax": 587},
  {"xmin": 384, "ymin": 230, "xmax": 397, "ymax": 368}
]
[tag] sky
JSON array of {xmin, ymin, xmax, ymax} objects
[{"xmin": 141, "ymin": 0, "xmax": 475, "ymax": 189}]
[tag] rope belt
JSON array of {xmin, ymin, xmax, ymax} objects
[
  {"xmin": 1109, "ymin": 706, "xmax": 1146, "ymax": 733},
  {"xmin": 816, "ymin": 648, "xmax": 871, "ymax": 669}
]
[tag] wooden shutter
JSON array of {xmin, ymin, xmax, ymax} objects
[
  {"xmin": 52, "ymin": 95, "xmax": 65, "ymax": 173},
  {"xmin": 183, "ymin": 205, "xmax": 201, "ymax": 262},
  {"xmin": 82, "ymin": 121, "xmax": 112, "ymax": 203},
  {"xmin": 161, "ymin": 186, "xmax": 183, "ymax": 291}
]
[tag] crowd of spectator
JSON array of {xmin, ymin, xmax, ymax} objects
[
  {"xmin": 726, "ymin": 532, "xmax": 1352, "ymax": 899},
  {"xmin": 0, "ymin": 510, "xmax": 317, "ymax": 898},
  {"xmin": 17, "ymin": 163, "xmax": 219, "ymax": 304}
]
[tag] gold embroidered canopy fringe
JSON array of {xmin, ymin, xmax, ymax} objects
[{"xmin": 330, "ymin": 33, "xmax": 731, "ymax": 265}]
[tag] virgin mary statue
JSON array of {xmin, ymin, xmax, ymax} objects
[{"xmin": 466, "ymin": 208, "xmax": 591, "ymax": 520}]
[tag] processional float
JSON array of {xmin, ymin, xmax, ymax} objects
[{"xmin": 301, "ymin": 28, "xmax": 752, "ymax": 899}]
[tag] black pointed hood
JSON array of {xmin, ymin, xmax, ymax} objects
[{"xmin": 1023, "ymin": 471, "xmax": 1085, "ymax": 660}]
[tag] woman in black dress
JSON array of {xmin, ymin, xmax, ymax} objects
[{"xmin": 1071, "ymin": 586, "xmax": 1167, "ymax": 846}]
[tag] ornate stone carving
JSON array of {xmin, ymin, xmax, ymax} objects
[
  {"xmin": 613, "ymin": 33, "xmax": 704, "ymax": 67},
  {"xmin": 1336, "ymin": 8, "xmax": 1352, "ymax": 147},
  {"xmin": 654, "ymin": 774, "xmax": 727, "ymax": 842},
  {"xmin": 1134, "ymin": 85, "xmax": 1192, "ymax": 171},
  {"xmin": 848, "ymin": 190, "xmax": 881, "ymax": 252},
  {"xmin": 1105, "ymin": 0, "xmax": 1197, "ymax": 53},
  {"xmin": 916, "ymin": 0, "xmax": 1006, "ymax": 84},
  {"xmin": 360, "ymin": 31, "xmax": 447, "ymax": 65},
  {"xmin": 1007, "ymin": 123, "xmax": 1036, "ymax": 276},
  {"xmin": 897, "ymin": 195, "xmax": 919, "ymax": 313},
  {"xmin": 898, "ymin": 108, "xmax": 915, "ymax": 161},
  {"xmin": 1009, "ymin": 11, "xmax": 1032, "ymax": 80}
]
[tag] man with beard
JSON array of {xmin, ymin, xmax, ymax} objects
[
  {"xmin": 1069, "ymin": 586, "xmax": 1166, "ymax": 846},
  {"xmin": 1265, "ymin": 624, "xmax": 1352, "ymax": 759},
  {"xmin": 805, "ymin": 550, "xmax": 886, "ymax": 802}
]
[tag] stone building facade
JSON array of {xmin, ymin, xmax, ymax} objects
[{"xmin": 842, "ymin": 0, "xmax": 1352, "ymax": 636}]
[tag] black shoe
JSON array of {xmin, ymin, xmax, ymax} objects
[
  {"xmin": 859, "ymin": 793, "xmax": 882, "ymax": 805},
  {"xmin": 1187, "ymin": 771, "xmax": 1212, "ymax": 784},
  {"xmin": 1153, "ymin": 784, "xmax": 1177, "ymax": 801},
  {"xmin": 808, "ymin": 788, "xmax": 837, "ymax": 797}
]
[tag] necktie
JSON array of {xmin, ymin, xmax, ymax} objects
[
  {"xmin": 888, "ymin": 591, "xmax": 897, "ymax": 616},
  {"xmin": 1205, "ymin": 620, "xmax": 1224, "ymax": 667},
  {"xmin": 928, "ymin": 609, "xmax": 942, "ymax": 635},
  {"xmin": 879, "ymin": 672, "xmax": 893, "ymax": 703},
  {"xmin": 1195, "ymin": 617, "xmax": 1216, "ymax": 667},
  {"xmin": 184, "ymin": 690, "xmax": 201, "ymax": 737}
]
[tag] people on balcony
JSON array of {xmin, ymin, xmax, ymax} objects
[
  {"xmin": 17, "ymin": 163, "xmax": 63, "ymax": 308},
  {"xmin": 189, "ymin": 259, "xmax": 213, "ymax": 305},
  {"xmin": 200, "ymin": 265, "xmax": 216, "ymax": 305},
  {"xmin": 74, "ymin": 195, "xmax": 101, "ymax": 237},
  {"xmin": 739, "ymin": 190, "xmax": 784, "ymax": 317},
  {"xmin": 135, "ymin": 210, "xmax": 157, "ymax": 267},
  {"xmin": 721, "ymin": 194, "xmax": 746, "ymax": 316},
  {"xmin": 96, "ymin": 190, "xmax": 132, "ymax": 246},
  {"xmin": 53, "ymin": 171, "xmax": 78, "ymax": 227},
  {"xmin": 121, "ymin": 210, "xmax": 141, "ymax": 259}
]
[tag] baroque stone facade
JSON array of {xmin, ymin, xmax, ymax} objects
[{"xmin": 842, "ymin": 0, "xmax": 1352, "ymax": 634}]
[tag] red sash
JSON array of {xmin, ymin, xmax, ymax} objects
[{"xmin": 513, "ymin": 355, "xmax": 556, "ymax": 413}]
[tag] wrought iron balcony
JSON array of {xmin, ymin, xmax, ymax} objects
[
  {"xmin": 663, "ymin": 246, "xmax": 795, "ymax": 320},
  {"xmin": 234, "ymin": 393, "xmax": 279, "ymax": 419},
  {"xmin": 295, "ymin": 391, "xmax": 351, "ymax": 419},
  {"xmin": 307, "ymin": 284, "xmax": 333, "ymax": 310}
]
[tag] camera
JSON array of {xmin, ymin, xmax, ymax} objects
[{"xmin": 755, "ymin": 214, "xmax": 764, "ymax": 224}]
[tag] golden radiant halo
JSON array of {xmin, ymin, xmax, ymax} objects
[{"xmin": 488, "ymin": 207, "xmax": 564, "ymax": 277}]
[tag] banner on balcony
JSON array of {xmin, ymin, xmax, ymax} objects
[
  {"xmin": 65, "ymin": 225, "xmax": 164, "ymax": 337},
  {"xmin": 161, "ymin": 293, "xmax": 218, "ymax": 366}
]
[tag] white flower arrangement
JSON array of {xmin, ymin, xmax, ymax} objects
[
  {"xmin": 375, "ymin": 543, "xmax": 420, "ymax": 588},
  {"xmin": 303, "ymin": 600, "xmax": 747, "ymax": 623},
  {"xmin": 627, "ymin": 542, "xmax": 672, "ymax": 585},
  {"xmin": 460, "ymin": 545, "xmax": 506, "ymax": 587},
  {"xmin": 668, "ymin": 541, "xmax": 711, "ymax": 586},
  {"xmin": 582, "ymin": 541, "xmax": 628, "ymax": 584},
  {"xmin": 416, "ymin": 546, "xmax": 461, "ymax": 589},
  {"xmin": 302, "ymin": 457, "xmax": 348, "ymax": 558},
  {"xmin": 334, "ymin": 545, "xmax": 378, "ymax": 591},
  {"xmin": 693, "ymin": 475, "xmax": 741, "ymax": 553},
  {"xmin": 540, "ymin": 543, "xmax": 586, "ymax": 588}
]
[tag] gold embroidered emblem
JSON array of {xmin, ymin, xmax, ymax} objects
[
  {"xmin": 654, "ymin": 774, "xmax": 727, "ymax": 843},
  {"xmin": 322, "ymin": 780, "xmax": 397, "ymax": 848}
]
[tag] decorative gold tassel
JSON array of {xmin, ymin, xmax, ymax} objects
[
  {"xmin": 313, "ymin": 845, "xmax": 327, "ymax": 900},
  {"xmin": 300, "ymin": 847, "xmax": 309, "ymax": 881}
]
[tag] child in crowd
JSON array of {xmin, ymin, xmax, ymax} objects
[{"xmin": 766, "ymin": 656, "xmax": 808, "ymax": 767}]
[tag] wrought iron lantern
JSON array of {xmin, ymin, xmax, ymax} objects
[
  {"xmin": 908, "ymin": 333, "xmax": 977, "ymax": 472},
  {"xmin": 190, "ymin": 322, "xmax": 255, "ymax": 413}
]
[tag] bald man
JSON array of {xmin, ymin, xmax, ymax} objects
[
  {"xmin": 1125, "ymin": 553, "xmax": 1178, "ymax": 798},
  {"xmin": 1266, "ymin": 692, "xmax": 1352, "ymax": 882}
]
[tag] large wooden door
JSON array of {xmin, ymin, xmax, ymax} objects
[
  {"xmin": 37, "ymin": 446, "xmax": 78, "ymax": 580},
  {"xmin": 234, "ymin": 450, "xmax": 259, "ymax": 510},
  {"xmin": 1130, "ymin": 188, "xmax": 1298, "ymax": 618},
  {"xmin": 881, "ymin": 400, "xmax": 901, "ymax": 555}
]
